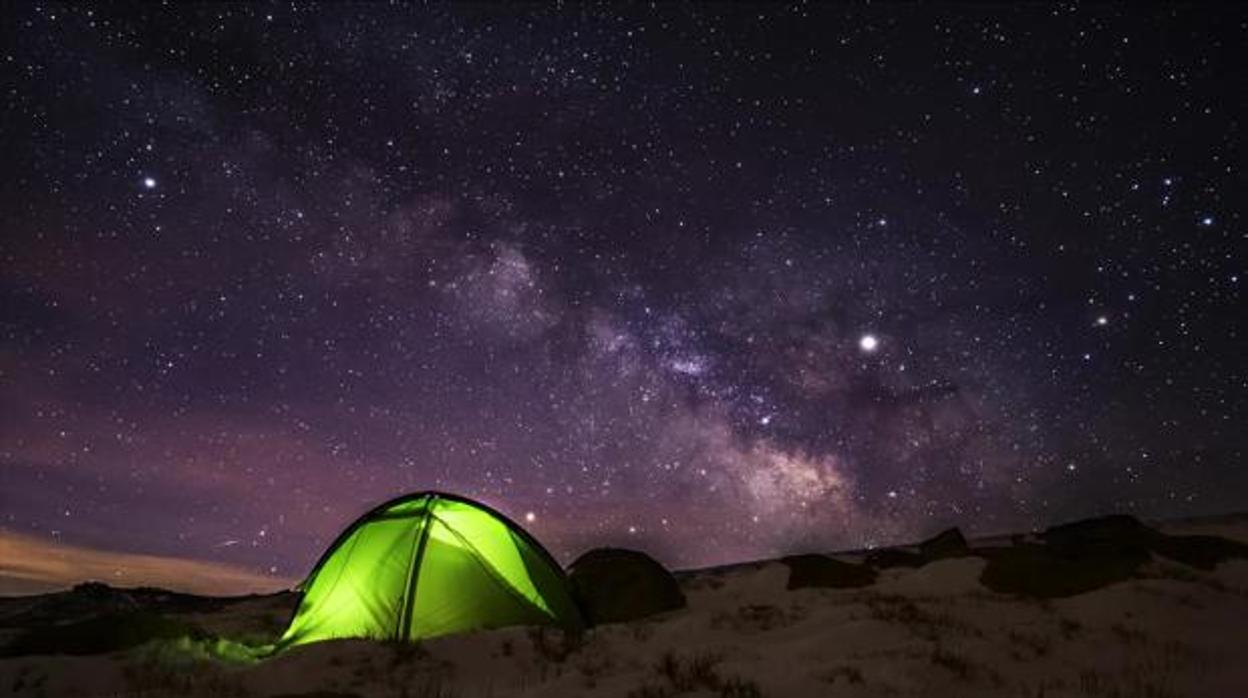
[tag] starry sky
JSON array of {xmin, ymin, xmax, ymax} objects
[{"xmin": 2, "ymin": 3, "xmax": 1245, "ymax": 585}]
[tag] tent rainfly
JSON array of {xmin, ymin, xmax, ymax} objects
[{"xmin": 279, "ymin": 492, "xmax": 583, "ymax": 647}]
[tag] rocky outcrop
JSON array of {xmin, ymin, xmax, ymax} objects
[
  {"xmin": 863, "ymin": 548, "xmax": 926, "ymax": 570},
  {"xmin": 918, "ymin": 527, "xmax": 970, "ymax": 561},
  {"xmin": 980, "ymin": 514, "xmax": 1248, "ymax": 597}
]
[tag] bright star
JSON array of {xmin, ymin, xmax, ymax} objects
[
  {"xmin": 859, "ymin": 334, "xmax": 879, "ymax": 352},
  {"xmin": 524, "ymin": 511, "xmax": 536, "ymax": 523},
  {"xmin": 142, "ymin": 176, "xmax": 157, "ymax": 189}
]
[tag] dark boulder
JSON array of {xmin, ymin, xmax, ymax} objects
[
  {"xmin": 864, "ymin": 548, "xmax": 925, "ymax": 569},
  {"xmin": 981, "ymin": 515, "xmax": 1156, "ymax": 598},
  {"xmin": 1042, "ymin": 514, "xmax": 1156, "ymax": 549},
  {"xmin": 1150, "ymin": 534, "xmax": 1248, "ymax": 570},
  {"xmin": 782, "ymin": 554, "xmax": 876, "ymax": 590},
  {"xmin": 1045, "ymin": 514, "xmax": 1248, "ymax": 570},
  {"xmin": 568, "ymin": 548, "xmax": 686, "ymax": 625},
  {"xmin": 863, "ymin": 528, "xmax": 969, "ymax": 570},
  {"xmin": 981, "ymin": 514, "xmax": 1248, "ymax": 596},
  {"xmin": 979, "ymin": 543, "xmax": 1149, "ymax": 598},
  {"xmin": 918, "ymin": 527, "xmax": 970, "ymax": 561},
  {"xmin": 1042, "ymin": 516, "xmax": 1156, "ymax": 574}
]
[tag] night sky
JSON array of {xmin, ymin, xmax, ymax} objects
[{"xmin": 2, "ymin": 4, "xmax": 1245, "ymax": 584}]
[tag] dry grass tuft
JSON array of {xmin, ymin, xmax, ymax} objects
[
  {"xmin": 627, "ymin": 651, "xmax": 763, "ymax": 697},
  {"xmin": 822, "ymin": 664, "xmax": 865, "ymax": 685},
  {"xmin": 863, "ymin": 593, "xmax": 981, "ymax": 640},
  {"xmin": 930, "ymin": 645, "xmax": 975, "ymax": 681},
  {"xmin": 526, "ymin": 626, "xmax": 583, "ymax": 664},
  {"xmin": 121, "ymin": 653, "xmax": 251, "ymax": 697},
  {"xmin": 1007, "ymin": 629, "xmax": 1052, "ymax": 659},
  {"xmin": 928, "ymin": 644, "xmax": 1003, "ymax": 686},
  {"xmin": 709, "ymin": 603, "xmax": 797, "ymax": 633}
]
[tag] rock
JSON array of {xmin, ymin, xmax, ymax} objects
[
  {"xmin": 864, "ymin": 528, "xmax": 969, "ymax": 570},
  {"xmin": 918, "ymin": 527, "xmax": 970, "ymax": 560},
  {"xmin": 981, "ymin": 514, "xmax": 1248, "ymax": 595},
  {"xmin": 782, "ymin": 555, "xmax": 876, "ymax": 590},
  {"xmin": 979, "ymin": 543, "xmax": 1149, "ymax": 598},
  {"xmin": 1150, "ymin": 534, "xmax": 1248, "ymax": 570},
  {"xmin": 864, "ymin": 548, "xmax": 925, "ymax": 569},
  {"xmin": 1042, "ymin": 514, "xmax": 1155, "ymax": 549},
  {"xmin": 980, "ymin": 515, "xmax": 1157, "ymax": 598},
  {"xmin": 1042, "ymin": 514, "xmax": 1248, "ymax": 571},
  {"xmin": 567, "ymin": 548, "xmax": 686, "ymax": 625}
]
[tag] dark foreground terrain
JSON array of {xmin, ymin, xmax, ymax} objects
[{"xmin": 3, "ymin": 513, "xmax": 1247, "ymax": 697}]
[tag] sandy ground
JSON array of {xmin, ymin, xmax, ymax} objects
[{"xmin": 3, "ymin": 516, "xmax": 1247, "ymax": 697}]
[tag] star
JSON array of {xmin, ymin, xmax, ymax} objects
[
  {"xmin": 142, "ymin": 176, "xmax": 157, "ymax": 189},
  {"xmin": 859, "ymin": 334, "xmax": 879, "ymax": 352}
]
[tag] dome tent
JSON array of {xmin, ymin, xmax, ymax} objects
[{"xmin": 279, "ymin": 492, "xmax": 583, "ymax": 648}]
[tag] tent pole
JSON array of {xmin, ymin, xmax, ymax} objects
[{"xmin": 399, "ymin": 494, "xmax": 436, "ymax": 641}]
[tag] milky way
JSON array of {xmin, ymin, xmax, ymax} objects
[{"xmin": 2, "ymin": 4, "xmax": 1244, "ymax": 579}]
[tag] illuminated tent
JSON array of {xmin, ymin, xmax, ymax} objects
[{"xmin": 278, "ymin": 492, "xmax": 584, "ymax": 648}]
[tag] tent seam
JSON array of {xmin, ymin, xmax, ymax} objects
[{"xmin": 428, "ymin": 511, "xmax": 555, "ymax": 620}]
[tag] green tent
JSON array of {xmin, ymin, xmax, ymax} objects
[{"xmin": 279, "ymin": 492, "xmax": 584, "ymax": 648}]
